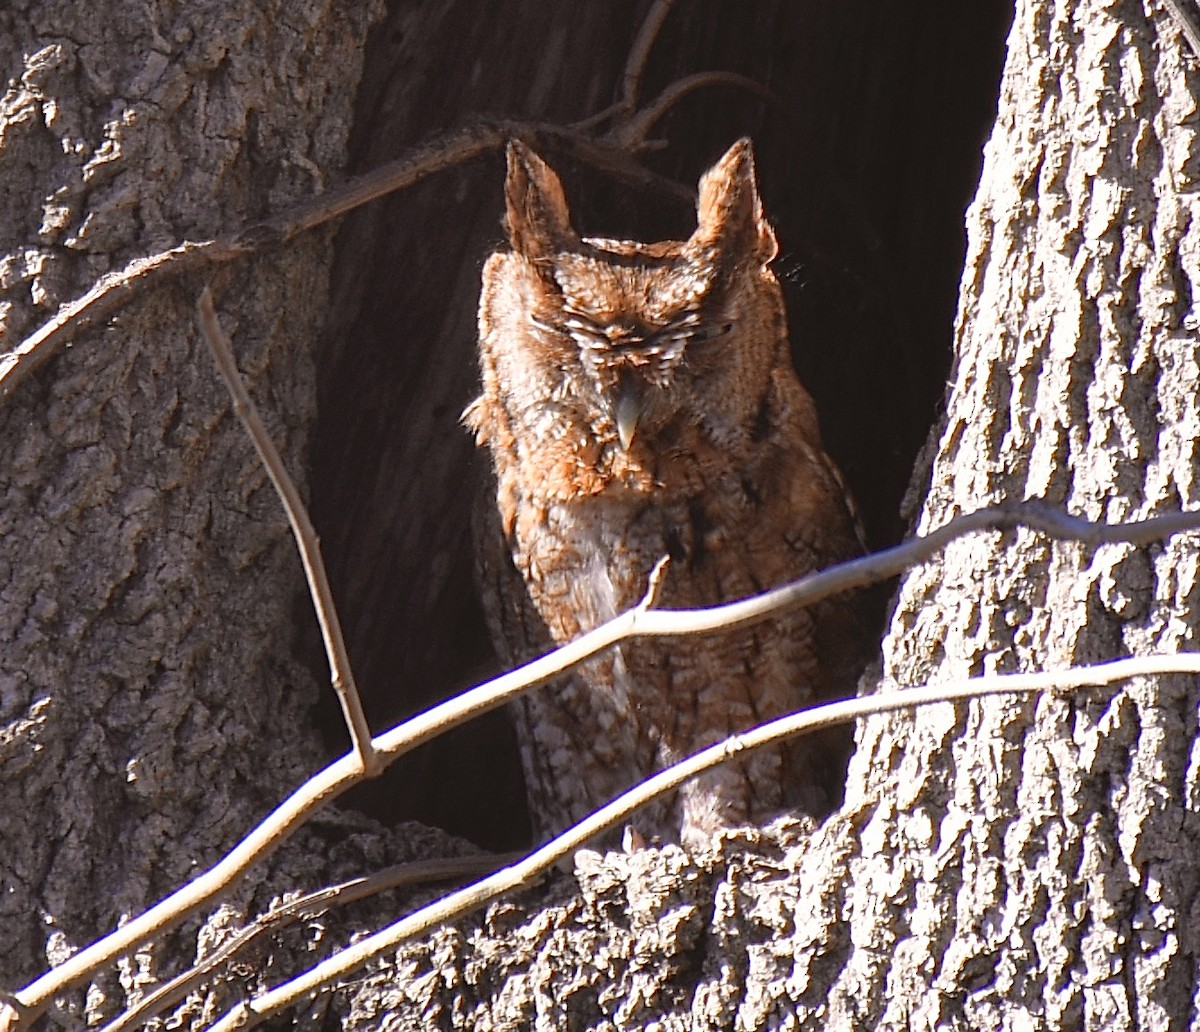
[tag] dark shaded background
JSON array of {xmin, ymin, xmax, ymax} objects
[{"xmin": 307, "ymin": 0, "xmax": 1012, "ymax": 849}]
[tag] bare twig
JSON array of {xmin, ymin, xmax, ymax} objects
[
  {"xmin": 97, "ymin": 852, "xmax": 522, "ymax": 1032},
  {"xmin": 610, "ymin": 72, "xmax": 775, "ymax": 150},
  {"xmin": 576, "ymin": 0, "xmax": 679, "ymax": 132},
  {"xmin": 0, "ymin": 120, "xmax": 691, "ymax": 408},
  {"xmin": 204, "ymin": 650, "xmax": 1200, "ymax": 1032},
  {"xmin": 574, "ymin": 0, "xmax": 771, "ymax": 148},
  {"xmin": 621, "ymin": 0, "xmax": 677, "ymax": 114},
  {"xmin": 224, "ymin": 120, "xmax": 693, "ymax": 250},
  {"xmin": 6, "ymin": 501, "xmax": 1200, "ymax": 1028},
  {"xmin": 196, "ymin": 288, "xmax": 378, "ymax": 775}
]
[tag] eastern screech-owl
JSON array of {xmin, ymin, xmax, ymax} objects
[{"xmin": 465, "ymin": 139, "xmax": 862, "ymax": 848}]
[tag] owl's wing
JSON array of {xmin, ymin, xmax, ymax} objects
[{"xmin": 472, "ymin": 476, "xmax": 552, "ymax": 670}]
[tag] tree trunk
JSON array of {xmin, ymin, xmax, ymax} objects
[
  {"xmin": 848, "ymin": 0, "xmax": 1200, "ymax": 1024},
  {"xmin": 0, "ymin": 2, "xmax": 469, "ymax": 1028}
]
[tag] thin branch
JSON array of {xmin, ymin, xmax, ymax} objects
[
  {"xmin": 205, "ymin": 650, "xmax": 1200, "ymax": 1032},
  {"xmin": 1162, "ymin": 0, "xmax": 1200, "ymax": 60},
  {"xmin": 610, "ymin": 72, "xmax": 775, "ymax": 149},
  {"xmin": 0, "ymin": 120, "xmax": 691, "ymax": 409},
  {"xmin": 6, "ymin": 500, "xmax": 1200, "ymax": 1027},
  {"xmin": 618, "ymin": 502, "xmax": 1200, "ymax": 642},
  {"xmin": 639, "ymin": 555, "xmax": 671, "ymax": 610},
  {"xmin": 222, "ymin": 119, "xmax": 692, "ymax": 241},
  {"xmin": 621, "ymin": 0, "xmax": 677, "ymax": 114},
  {"xmin": 196, "ymin": 288, "xmax": 378, "ymax": 776},
  {"xmin": 97, "ymin": 852, "xmax": 522, "ymax": 1032}
]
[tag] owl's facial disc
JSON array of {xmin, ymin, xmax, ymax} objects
[{"xmin": 529, "ymin": 300, "xmax": 737, "ymax": 451}]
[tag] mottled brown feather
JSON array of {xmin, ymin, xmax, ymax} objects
[{"xmin": 466, "ymin": 139, "xmax": 863, "ymax": 848}]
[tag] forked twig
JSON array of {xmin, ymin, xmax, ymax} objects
[
  {"xmin": 573, "ymin": 0, "xmax": 679, "ymax": 132},
  {"xmin": 574, "ymin": 0, "xmax": 771, "ymax": 149},
  {"xmin": 5, "ymin": 500, "xmax": 1200, "ymax": 1030},
  {"xmin": 204, "ymin": 650, "xmax": 1200, "ymax": 1032},
  {"xmin": 197, "ymin": 288, "xmax": 378, "ymax": 777},
  {"xmin": 610, "ymin": 72, "xmax": 776, "ymax": 149}
]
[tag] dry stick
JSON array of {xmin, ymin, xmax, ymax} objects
[
  {"xmin": 98, "ymin": 852, "xmax": 523, "ymax": 1032},
  {"xmin": 0, "ymin": 119, "xmax": 692, "ymax": 406},
  {"xmin": 612, "ymin": 71, "xmax": 776, "ymax": 149},
  {"xmin": 196, "ymin": 288, "xmax": 378, "ymax": 775},
  {"xmin": 6, "ymin": 501, "xmax": 1200, "ymax": 1030},
  {"xmin": 231, "ymin": 119, "xmax": 694, "ymax": 247},
  {"xmin": 621, "ymin": 0, "xmax": 677, "ymax": 113},
  {"xmin": 207, "ymin": 651, "xmax": 1200, "ymax": 1032}
]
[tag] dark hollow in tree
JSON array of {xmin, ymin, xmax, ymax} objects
[{"xmin": 308, "ymin": 0, "xmax": 1013, "ymax": 849}]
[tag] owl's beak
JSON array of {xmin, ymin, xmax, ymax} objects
[{"xmin": 613, "ymin": 375, "xmax": 642, "ymax": 451}]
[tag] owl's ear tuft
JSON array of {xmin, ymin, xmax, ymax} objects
[
  {"xmin": 688, "ymin": 138, "xmax": 778, "ymax": 267},
  {"xmin": 504, "ymin": 141, "xmax": 581, "ymax": 260}
]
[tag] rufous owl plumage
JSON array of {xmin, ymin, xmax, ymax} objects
[{"xmin": 465, "ymin": 138, "xmax": 862, "ymax": 848}]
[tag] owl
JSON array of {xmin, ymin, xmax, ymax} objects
[{"xmin": 464, "ymin": 138, "xmax": 863, "ymax": 849}]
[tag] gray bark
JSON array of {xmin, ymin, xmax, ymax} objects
[{"xmin": 0, "ymin": 2, "xmax": 472, "ymax": 1029}]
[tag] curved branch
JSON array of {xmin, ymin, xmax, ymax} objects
[
  {"xmin": 0, "ymin": 242, "xmax": 213, "ymax": 402},
  {"xmin": 620, "ymin": 0, "xmax": 677, "ymax": 113},
  {"xmin": 0, "ymin": 121, "xmax": 690, "ymax": 408},
  {"xmin": 206, "ymin": 650, "xmax": 1200, "ymax": 1031},
  {"xmin": 611, "ymin": 71, "xmax": 775, "ymax": 149},
  {"xmin": 5, "ymin": 500, "xmax": 1198, "ymax": 1028}
]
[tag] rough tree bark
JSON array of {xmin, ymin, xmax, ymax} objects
[
  {"xmin": 0, "ymin": 2, "xmax": 473, "ymax": 1030},
  {"xmin": 843, "ymin": 3, "xmax": 1200, "ymax": 1026}
]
